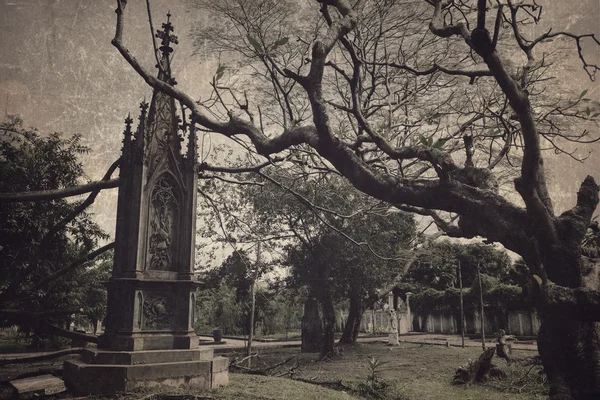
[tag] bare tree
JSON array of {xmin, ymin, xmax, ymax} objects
[{"xmin": 113, "ymin": 0, "xmax": 600, "ymax": 398}]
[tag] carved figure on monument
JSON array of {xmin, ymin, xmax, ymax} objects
[
  {"xmin": 148, "ymin": 176, "xmax": 178, "ymax": 271},
  {"xmin": 146, "ymin": 92, "xmax": 173, "ymax": 176},
  {"xmin": 143, "ymin": 292, "xmax": 174, "ymax": 330}
]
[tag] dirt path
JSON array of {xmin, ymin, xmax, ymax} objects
[
  {"xmin": 197, "ymin": 333, "xmax": 537, "ymax": 353},
  {"xmin": 0, "ymin": 333, "xmax": 537, "ymax": 362}
]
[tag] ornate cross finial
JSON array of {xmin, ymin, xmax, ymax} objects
[
  {"xmin": 155, "ymin": 12, "xmax": 178, "ymax": 60},
  {"xmin": 139, "ymin": 100, "xmax": 149, "ymax": 117}
]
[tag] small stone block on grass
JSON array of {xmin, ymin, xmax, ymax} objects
[{"xmin": 9, "ymin": 374, "xmax": 66, "ymax": 399}]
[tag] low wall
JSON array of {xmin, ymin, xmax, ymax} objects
[
  {"xmin": 360, "ymin": 310, "xmax": 411, "ymax": 334},
  {"xmin": 360, "ymin": 309, "xmax": 540, "ymax": 337},
  {"xmin": 412, "ymin": 309, "xmax": 540, "ymax": 336}
]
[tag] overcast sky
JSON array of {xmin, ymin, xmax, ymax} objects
[{"xmin": 1, "ymin": 0, "xmax": 598, "ymax": 239}]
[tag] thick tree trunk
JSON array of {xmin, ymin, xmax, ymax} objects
[
  {"xmin": 538, "ymin": 314, "xmax": 600, "ymax": 399},
  {"xmin": 301, "ymin": 293, "xmax": 322, "ymax": 353},
  {"xmin": 339, "ymin": 290, "xmax": 363, "ymax": 344},
  {"xmin": 535, "ymin": 244, "xmax": 600, "ymax": 399},
  {"xmin": 320, "ymin": 287, "xmax": 336, "ymax": 358}
]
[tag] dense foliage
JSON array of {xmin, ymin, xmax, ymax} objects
[
  {"xmin": 401, "ymin": 241, "xmax": 526, "ymax": 317},
  {"xmin": 402, "ymin": 241, "xmax": 513, "ymax": 290},
  {"xmin": 196, "ymin": 250, "xmax": 302, "ymax": 336},
  {"xmin": 0, "ymin": 117, "xmax": 109, "ymax": 332}
]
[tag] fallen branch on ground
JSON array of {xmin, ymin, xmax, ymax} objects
[
  {"xmin": 453, "ymin": 348, "xmax": 498, "ymax": 384},
  {"xmin": 229, "ymin": 355, "xmax": 296, "ymax": 376},
  {"xmin": 291, "ymin": 378, "xmax": 355, "ymax": 393}
]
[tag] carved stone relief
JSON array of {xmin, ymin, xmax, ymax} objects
[
  {"xmin": 142, "ymin": 291, "xmax": 174, "ymax": 330},
  {"xmin": 145, "ymin": 91, "xmax": 173, "ymax": 177},
  {"xmin": 147, "ymin": 175, "xmax": 179, "ymax": 271}
]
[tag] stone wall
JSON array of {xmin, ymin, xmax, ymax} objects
[
  {"xmin": 360, "ymin": 309, "xmax": 541, "ymax": 337},
  {"xmin": 360, "ymin": 310, "xmax": 411, "ymax": 335},
  {"xmin": 409, "ymin": 310, "xmax": 540, "ymax": 336}
]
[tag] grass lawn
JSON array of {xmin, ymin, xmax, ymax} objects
[
  {"xmin": 1, "ymin": 342, "xmax": 547, "ymax": 400},
  {"xmin": 219, "ymin": 342, "xmax": 547, "ymax": 400}
]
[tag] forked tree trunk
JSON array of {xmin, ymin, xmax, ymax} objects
[
  {"xmin": 301, "ymin": 293, "xmax": 322, "ymax": 353},
  {"xmin": 339, "ymin": 290, "xmax": 363, "ymax": 344}
]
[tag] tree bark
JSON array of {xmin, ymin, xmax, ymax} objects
[
  {"xmin": 319, "ymin": 286, "xmax": 336, "ymax": 358},
  {"xmin": 301, "ymin": 293, "xmax": 322, "ymax": 353},
  {"xmin": 453, "ymin": 347, "xmax": 496, "ymax": 384},
  {"xmin": 536, "ymin": 254, "xmax": 600, "ymax": 400},
  {"xmin": 0, "ymin": 178, "xmax": 119, "ymax": 203},
  {"xmin": 339, "ymin": 289, "xmax": 363, "ymax": 344},
  {"xmin": 538, "ymin": 315, "xmax": 600, "ymax": 399}
]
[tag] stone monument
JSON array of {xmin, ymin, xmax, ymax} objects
[{"xmin": 63, "ymin": 15, "xmax": 228, "ymax": 395}]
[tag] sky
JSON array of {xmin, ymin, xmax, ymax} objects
[{"xmin": 0, "ymin": 0, "xmax": 599, "ymax": 241}]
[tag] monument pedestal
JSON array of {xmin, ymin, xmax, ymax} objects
[{"xmin": 63, "ymin": 348, "xmax": 228, "ymax": 395}]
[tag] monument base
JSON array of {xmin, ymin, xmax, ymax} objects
[
  {"xmin": 63, "ymin": 348, "xmax": 228, "ymax": 395},
  {"xmin": 388, "ymin": 333, "xmax": 399, "ymax": 345}
]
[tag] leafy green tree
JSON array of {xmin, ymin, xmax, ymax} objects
[
  {"xmin": 0, "ymin": 117, "xmax": 111, "ymax": 340},
  {"xmin": 403, "ymin": 241, "xmax": 512, "ymax": 290},
  {"xmin": 279, "ymin": 180, "xmax": 416, "ymax": 349},
  {"xmin": 196, "ymin": 282, "xmax": 241, "ymax": 335},
  {"xmin": 72, "ymin": 255, "xmax": 112, "ymax": 334},
  {"xmin": 198, "ymin": 250, "xmax": 271, "ymax": 335}
]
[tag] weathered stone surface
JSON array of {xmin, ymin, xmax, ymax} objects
[
  {"xmin": 212, "ymin": 356, "xmax": 229, "ymax": 373},
  {"xmin": 212, "ymin": 370, "xmax": 229, "ymax": 388},
  {"xmin": 9, "ymin": 374, "xmax": 65, "ymax": 399},
  {"xmin": 80, "ymin": 348, "xmax": 214, "ymax": 365},
  {"xmin": 210, "ymin": 356, "xmax": 229, "ymax": 387},
  {"xmin": 63, "ymin": 355, "xmax": 225, "ymax": 395}
]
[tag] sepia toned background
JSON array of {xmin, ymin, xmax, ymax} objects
[{"xmin": 0, "ymin": 0, "xmax": 598, "ymax": 238}]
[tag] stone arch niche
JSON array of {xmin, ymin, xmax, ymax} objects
[
  {"xmin": 146, "ymin": 173, "xmax": 180, "ymax": 272},
  {"xmin": 134, "ymin": 291, "xmax": 143, "ymax": 329},
  {"xmin": 189, "ymin": 292, "xmax": 196, "ymax": 329}
]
